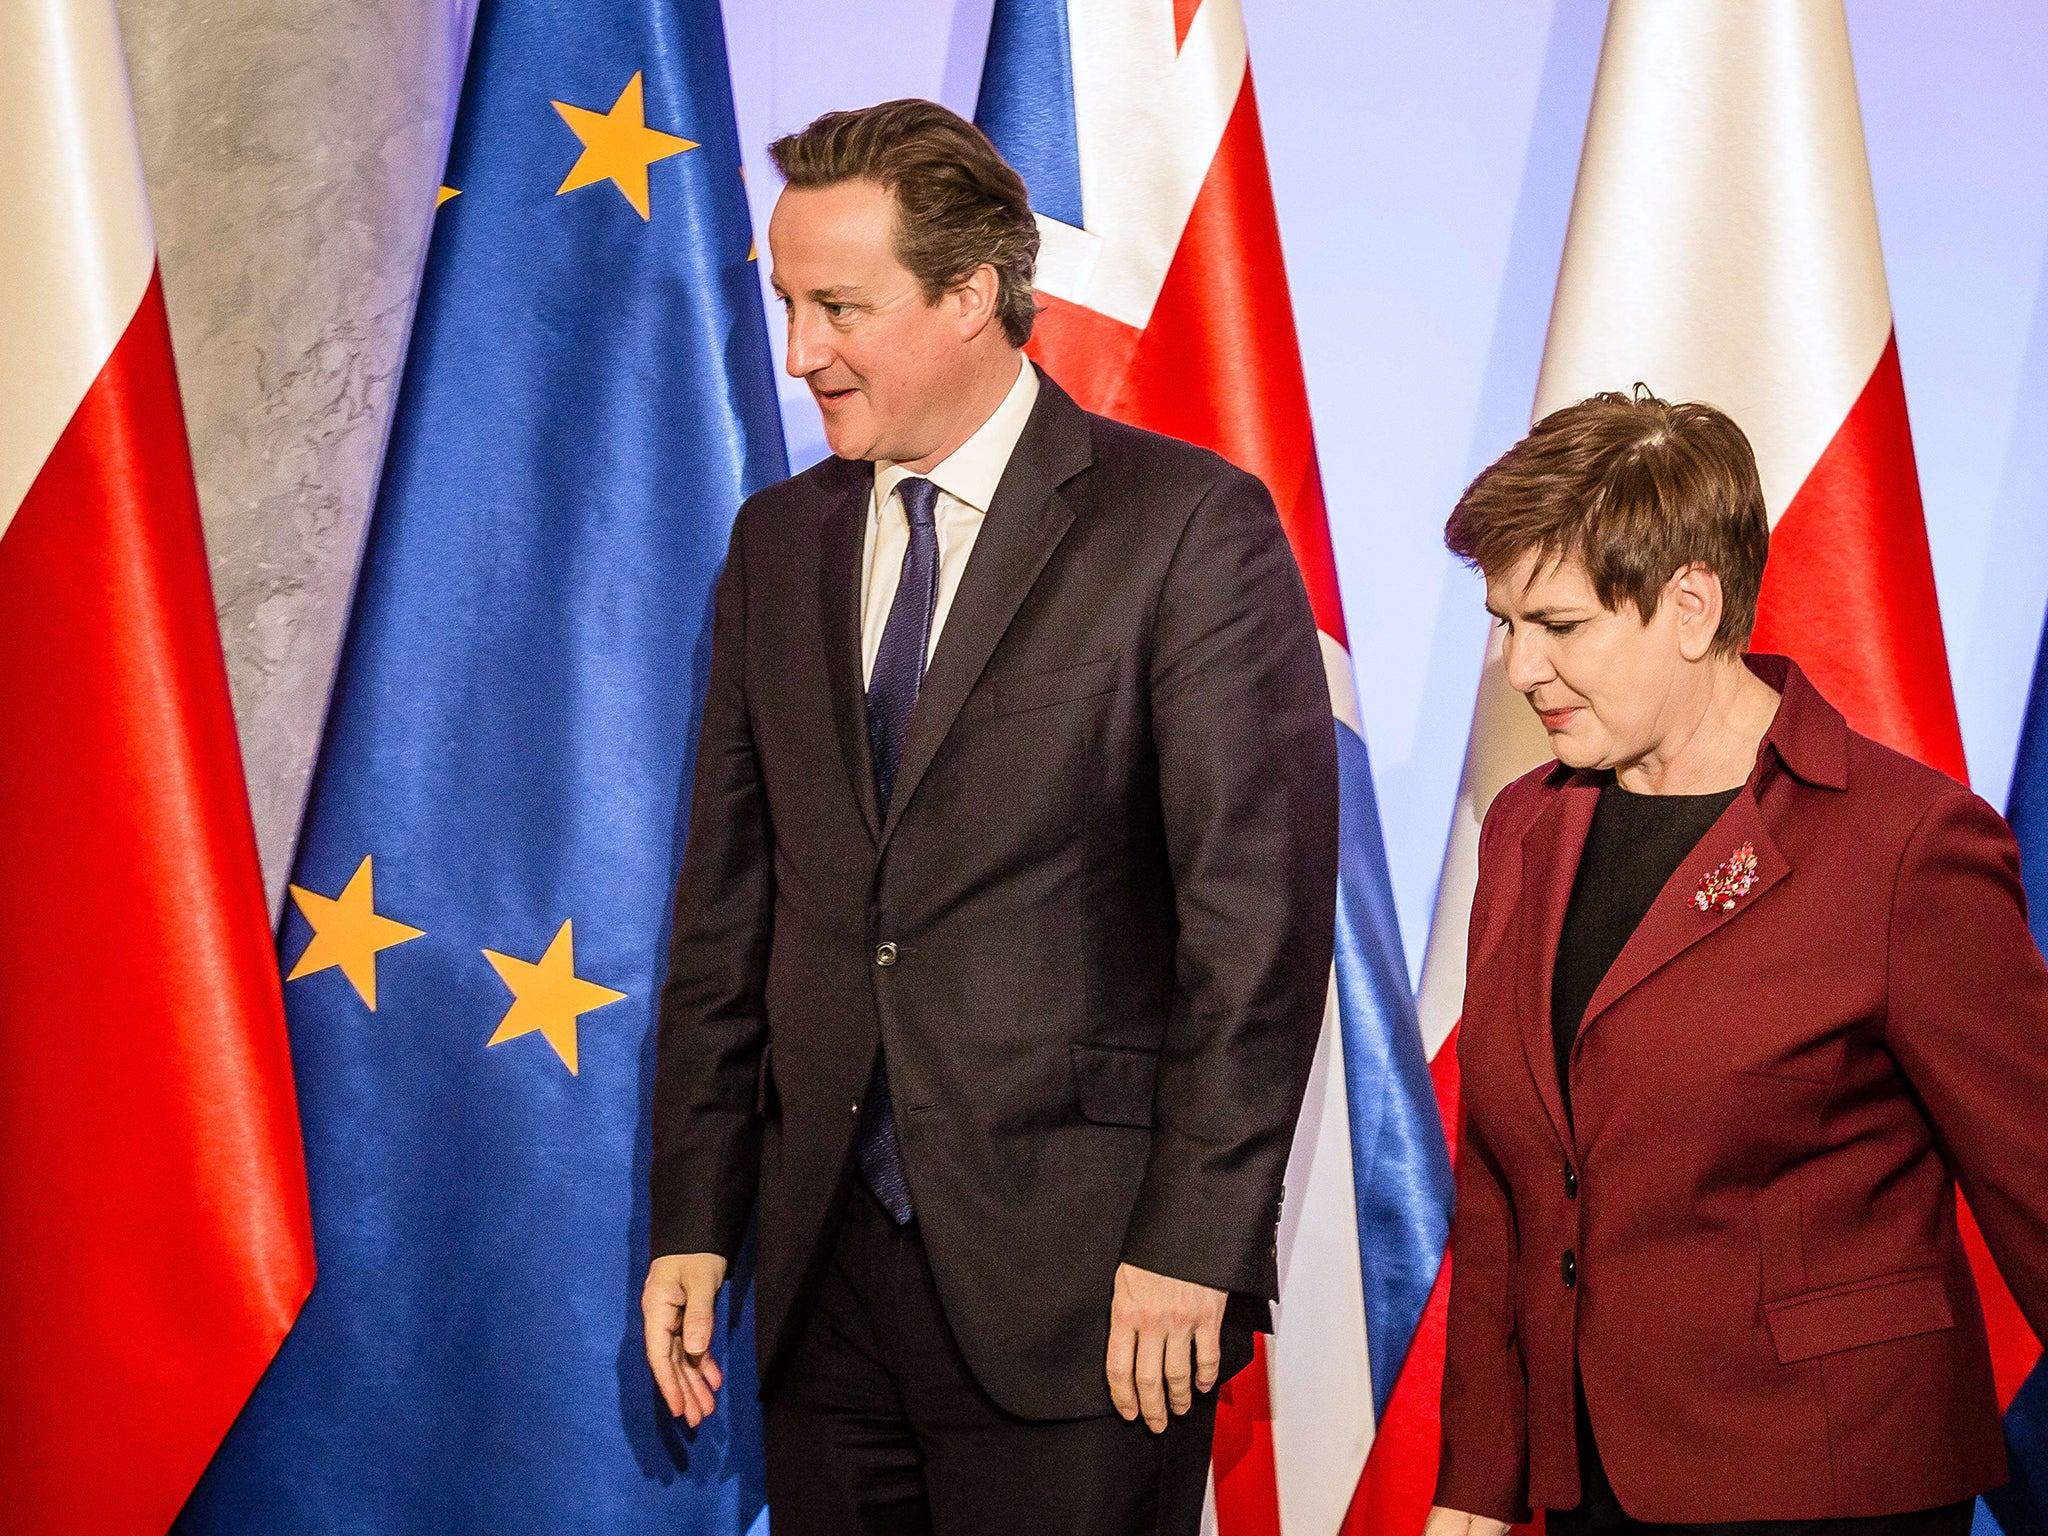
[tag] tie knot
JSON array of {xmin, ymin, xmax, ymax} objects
[{"xmin": 897, "ymin": 477, "xmax": 940, "ymax": 531}]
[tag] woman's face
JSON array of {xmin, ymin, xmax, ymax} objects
[{"xmin": 1484, "ymin": 551, "xmax": 1700, "ymax": 772}]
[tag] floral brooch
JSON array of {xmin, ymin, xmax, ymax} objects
[{"xmin": 1692, "ymin": 842, "xmax": 1759, "ymax": 913}]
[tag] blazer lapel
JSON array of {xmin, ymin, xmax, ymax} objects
[
  {"xmin": 1576, "ymin": 784, "xmax": 1790, "ymax": 1035},
  {"xmin": 877, "ymin": 373, "xmax": 1091, "ymax": 850},
  {"xmin": 1517, "ymin": 776, "xmax": 1600, "ymax": 1156},
  {"xmin": 817, "ymin": 461, "xmax": 881, "ymax": 844}
]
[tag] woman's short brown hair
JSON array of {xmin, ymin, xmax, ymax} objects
[
  {"xmin": 1445, "ymin": 387, "xmax": 1769, "ymax": 654},
  {"xmin": 770, "ymin": 99, "xmax": 1040, "ymax": 347}
]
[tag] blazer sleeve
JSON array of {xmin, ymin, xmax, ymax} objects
[
  {"xmin": 1885, "ymin": 788, "xmax": 2048, "ymax": 1341},
  {"xmin": 1434, "ymin": 801, "xmax": 1533, "ymax": 1524},
  {"xmin": 648, "ymin": 510, "xmax": 775, "ymax": 1262},
  {"xmin": 1117, "ymin": 468, "xmax": 1340, "ymax": 1298}
]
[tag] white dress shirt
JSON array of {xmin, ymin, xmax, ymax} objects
[{"xmin": 860, "ymin": 356, "xmax": 1040, "ymax": 687}]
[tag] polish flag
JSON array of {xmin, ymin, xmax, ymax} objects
[
  {"xmin": 1371, "ymin": 0, "xmax": 2041, "ymax": 1526},
  {"xmin": 977, "ymin": 4, "xmax": 1454, "ymax": 1533},
  {"xmin": 0, "ymin": 4, "xmax": 314, "ymax": 1532}
]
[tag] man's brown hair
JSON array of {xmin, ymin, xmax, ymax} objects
[
  {"xmin": 770, "ymin": 99, "xmax": 1040, "ymax": 347},
  {"xmin": 1445, "ymin": 387, "xmax": 1769, "ymax": 654}
]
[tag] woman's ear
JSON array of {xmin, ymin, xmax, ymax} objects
[{"xmin": 1669, "ymin": 562, "xmax": 1725, "ymax": 664}]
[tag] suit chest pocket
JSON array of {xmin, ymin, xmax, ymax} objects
[{"xmin": 991, "ymin": 658, "xmax": 1117, "ymax": 716}]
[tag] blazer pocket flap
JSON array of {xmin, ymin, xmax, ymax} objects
[
  {"xmin": 1071, "ymin": 1043, "xmax": 1158, "ymax": 1128},
  {"xmin": 995, "ymin": 658, "xmax": 1116, "ymax": 716},
  {"xmin": 1764, "ymin": 1270, "xmax": 1954, "ymax": 1364}
]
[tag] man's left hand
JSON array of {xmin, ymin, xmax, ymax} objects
[{"xmin": 1105, "ymin": 1261, "xmax": 1228, "ymax": 1432}]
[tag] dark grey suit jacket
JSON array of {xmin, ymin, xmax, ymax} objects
[{"xmin": 651, "ymin": 367, "xmax": 1338, "ymax": 1419}]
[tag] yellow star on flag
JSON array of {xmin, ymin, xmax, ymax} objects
[
  {"xmin": 286, "ymin": 856, "xmax": 426, "ymax": 1010},
  {"xmin": 482, "ymin": 920, "xmax": 627, "ymax": 1075},
  {"xmin": 437, "ymin": 185, "xmax": 460, "ymax": 207},
  {"xmin": 551, "ymin": 72, "xmax": 696, "ymax": 221}
]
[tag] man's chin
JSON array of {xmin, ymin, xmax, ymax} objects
[{"xmin": 820, "ymin": 420, "xmax": 878, "ymax": 462}]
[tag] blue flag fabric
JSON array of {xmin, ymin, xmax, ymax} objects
[
  {"xmin": 1992, "ymin": 612, "xmax": 2048, "ymax": 1536},
  {"xmin": 179, "ymin": 0, "xmax": 785, "ymax": 1527}
]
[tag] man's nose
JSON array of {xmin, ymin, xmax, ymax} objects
[{"xmin": 785, "ymin": 311, "xmax": 829, "ymax": 379}]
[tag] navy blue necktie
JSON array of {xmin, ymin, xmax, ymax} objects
[{"xmin": 856, "ymin": 476, "xmax": 940, "ymax": 1224}]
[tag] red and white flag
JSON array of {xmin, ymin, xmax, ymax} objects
[
  {"xmin": 0, "ymin": 4, "xmax": 314, "ymax": 1531},
  {"xmin": 1390, "ymin": 0, "xmax": 2042, "ymax": 1522}
]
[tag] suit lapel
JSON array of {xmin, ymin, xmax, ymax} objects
[
  {"xmin": 817, "ymin": 461, "xmax": 881, "ymax": 844},
  {"xmin": 878, "ymin": 372, "xmax": 1091, "ymax": 849},
  {"xmin": 1517, "ymin": 776, "xmax": 1600, "ymax": 1156},
  {"xmin": 1576, "ymin": 784, "xmax": 1790, "ymax": 1035}
]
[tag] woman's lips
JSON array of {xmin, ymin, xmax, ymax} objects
[{"xmin": 1537, "ymin": 706, "xmax": 1581, "ymax": 730}]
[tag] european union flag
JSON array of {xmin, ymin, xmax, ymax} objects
[{"xmin": 180, "ymin": 0, "xmax": 785, "ymax": 1528}]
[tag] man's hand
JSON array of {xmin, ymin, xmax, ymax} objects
[
  {"xmin": 1423, "ymin": 1506, "xmax": 1512, "ymax": 1536},
  {"xmin": 642, "ymin": 1252, "xmax": 729, "ymax": 1426},
  {"xmin": 1105, "ymin": 1261, "xmax": 1228, "ymax": 1432}
]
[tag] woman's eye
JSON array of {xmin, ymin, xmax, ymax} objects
[{"xmin": 1545, "ymin": 621, "xmax": 1581, "ymax": 637}]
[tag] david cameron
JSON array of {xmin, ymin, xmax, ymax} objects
[{"xmin": 642, "ymin": 97, "xmax": 1337, "ymax": 1535}]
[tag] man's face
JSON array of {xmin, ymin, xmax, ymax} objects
[{"xmin": 767, "ymin": 179, "xmax": 976, "ymax": 464}]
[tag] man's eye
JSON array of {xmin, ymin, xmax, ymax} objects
[{"xmin": 824, "ymin": 303, "xmax": 851, "ymax": 319}]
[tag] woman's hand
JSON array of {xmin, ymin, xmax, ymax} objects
[{"xmin": 1424, "ymin": 1506, "xmax": 1512, "ymax": 1536}]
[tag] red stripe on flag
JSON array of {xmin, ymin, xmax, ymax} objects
[
  {"xmin": 1752, "ymin": 332, "xmax": 1968, "ymax": 784},
  {"xmin": 1214, "ymin": 1333, "xmax": 1283, "ymax": 1536},
  {"xmin": 1349, "ymin": 1028, "xmax": 1462, "ymax": 1532},
  {"xmin": 1028, "ymin": 73, "xmax": 1349, "ymax": 648},
  {"xmin": 1348, "ymin": 1031, "xmax": 1547, "ymax": 1534},
  {"xmin": 0, "ymin": 270, "xmax": 314, "ymax": 1534},
  {"xmin": 1963, "ymin": 1195, "xmax": 2042, "ymax": 1410}
]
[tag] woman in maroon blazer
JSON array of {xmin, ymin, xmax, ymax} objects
[{"xmin": 1424, "ymin": 389, "xmax": 2048, "ymax": 1536}]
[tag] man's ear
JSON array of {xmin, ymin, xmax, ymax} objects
[
  {"xmin": 1669, "ymin": 562, "xmax": 1725, "ymax": 663},
  {"xmin": 952, "ymin": 263, "xmax": 1002, "ymax": 342}
]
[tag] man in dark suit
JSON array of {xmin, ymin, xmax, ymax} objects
[{"xmin": 639, "ymin": 99, "xmax": 1338, "ymax": 1533}]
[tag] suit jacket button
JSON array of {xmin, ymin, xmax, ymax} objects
[
  {"xmin": 1564, "ymin": 1166, "xmax": 1579, "ymax": 1199},
  {"xmin": 1561, "ymin": 1250, "xmax": 1577, "ymax": 1289},
  {"xmin": 875, "ymin": 942, "xmax": 898, "ymax": 967}
]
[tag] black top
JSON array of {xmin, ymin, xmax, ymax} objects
[{"xmin": 1550, "ymin": 775, "xmax": 1740, "ymax": 1122}]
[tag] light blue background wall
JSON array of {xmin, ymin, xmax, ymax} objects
[{"xmin": 721, "ymin": 1, "xmax": 2048, "ymax": 983}]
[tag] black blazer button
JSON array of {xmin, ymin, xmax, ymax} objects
[
  {"xmin": 1564, "ymin": 1166, "xmax": 1579, "ymax": 1199},
  {"xmin": 875, "ymin": 942, "xmax": 898, "ymax": 967},
  {"xmin": 1561, "ymin": 1250, "xmax": 1577, "ymax": 1289}
]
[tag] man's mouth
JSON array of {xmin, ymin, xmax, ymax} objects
[{"xmin": 811, "ymin": 382, "xmax": 858, "ymax": 405}]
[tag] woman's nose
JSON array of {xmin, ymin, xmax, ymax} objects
[{"xmin": 1501, "ymin": 630, "xmax": 1551, "ymax": 694}]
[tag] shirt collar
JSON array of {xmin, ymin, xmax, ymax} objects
[
  {"xmin": 1742, "ymin": 652, "xmax": 1850, "ymax": 790},
  {"xmin": 874, "ymin": 355, "xmax": 1039, "ymax": 516}
]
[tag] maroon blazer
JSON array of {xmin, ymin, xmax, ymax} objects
[{"xmin": 1435, "ymin": 654, "xmax": 2048, "ymax": 1523}]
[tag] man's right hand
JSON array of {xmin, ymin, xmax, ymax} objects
[
  {"xmin": 1423, "ymin": 1506, "xmax": 1512, "ymax": 1536},
  {"xmin": 642, "ymin": 1252, "xmax": 730, "ymax": 1425}
]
